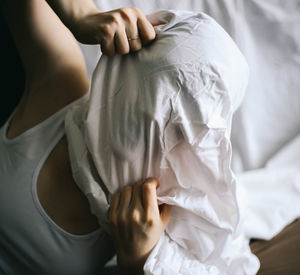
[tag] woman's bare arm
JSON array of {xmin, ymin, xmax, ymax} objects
[
  {"xmin": 46, "ymin": 0, "xmax": 99, "ymax": 30},
  {"xmin": 1, "ymin": 0, "xmax": 89, "ymax": 136},
  {"xmin": 1, "ymin": 0, "xmax": 89, "ymax": 90},
  {"xmin": 46, "ymin": 0, "xmax": 156, "ymax": 55}
]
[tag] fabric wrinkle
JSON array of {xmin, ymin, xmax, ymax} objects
[{"xmin": 65, "ymin": 9, "xmax": 258, "ymax": 274}]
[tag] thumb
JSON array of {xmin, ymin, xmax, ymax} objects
[
  {"xmin": 159, "ymin": 204, "xmax": 172, "ymax": 228},
  {"xmin": 146, "ymin": 14, "xmax": 166, "ymax": 27}
]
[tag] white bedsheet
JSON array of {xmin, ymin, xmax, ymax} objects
[
  {"xmin": 237, "ymin": 133, "xmax": 300, "ymax": 240},
  {"xmin": 78, "ymin": 0, "xmax": 300, "ymax": 243}
]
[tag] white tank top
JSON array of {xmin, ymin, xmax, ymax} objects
[{"xmin": 0, "ymin": 96, "xmax": 114, "ymax": 275}]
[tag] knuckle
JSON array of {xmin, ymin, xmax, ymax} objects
[
  {"xmin": 130, "ymin": 209, "xmax": 140, "ymax": 223},
  {"xmin": 109, "ymin": 13, "xmax": 121, "ymax": 25},
  {"xmin": 101, "ymin": 24, "xmax": 113, "ymax": 38},
  {"xmin": 119, "ymin": 7, "xmax": 131, "ymax": 20},
  {"xmin": 132, "ymin": 7, "xmax": 142, "ymax": 15},
  {"xmin": 146, "ymin": 217, "xmax": 154, "ymax": 228}
]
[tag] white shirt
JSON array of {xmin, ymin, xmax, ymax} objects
[{"xmin": 65, "ymin": 10, "xmax": 259, "ymax": 274}]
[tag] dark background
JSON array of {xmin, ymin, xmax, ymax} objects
[{"xmin": 0, "ymin": 9, "xmax": 25, "ymax": 127}]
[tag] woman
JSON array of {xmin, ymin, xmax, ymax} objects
[{"xmin": 0, "ymin": 0, "xmax": 171, "ymax": 274}]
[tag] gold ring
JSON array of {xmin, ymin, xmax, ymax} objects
[{"xmin": 128, "ymin": 36, "xmax": 140, "ymax": 41}]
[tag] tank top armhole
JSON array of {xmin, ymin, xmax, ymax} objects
[
  {"xmin": 31, "ymin": 130, "xmax": 102, "ymax": 240},
  {"xmin": 2, "ymin": 93, "xmax": 89, "ymax": 145}
]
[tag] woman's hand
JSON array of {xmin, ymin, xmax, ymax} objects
[
  {"xmin": 109, "ymin": 178, "xmax": 172, "ymax": 274},
  {"xmin": 72, "ymin": 7, "xmax": 156, "ymax": 56}
]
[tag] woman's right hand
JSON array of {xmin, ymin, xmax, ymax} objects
[
  {"xmin": 109, "ymin": 178, "xmax": 172, "ymax": 274},
  {"xmin": 73, "ymin": 7, "xmax": 156, "ymax": 56}
]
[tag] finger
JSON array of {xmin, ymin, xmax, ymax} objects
[
  {"xmin": 118, "ymin": 185, "xmax": 133, "ymax": 212},
  {"xmin": 159, "ymin": 204, "xmax": 172, "ymax": 229},
  {"xmin": 127, "ymin": 35, "xmax": 142, "ymax": 52},
  {"xmin": 146, "ymin": 14, "xmax": 166, "ymax": 27},
  {"xmin": 142, "ymin": 178, "xmax": 160, "ymax": 217},
  {"xmin": 115, "ymin": 28, "xmax": 130, "ymax": 55},
  {"xmin": 100, "ymin": 32, "xmax": 116, "ymax": 56},
  {"xmin": 137, "ymin": 14, "xmax": 156, "ymax": 45},
  {"xmin": 110, "ymin": 192, "xmax": 121, "ymax": 216},
  {"xmin": 118, "ymin": 185, "xmax": 133, "ymax": 239},
  {"xmin": 131, "ymin": 180, "xmax": 144, "ymax": 210},
  {"xmin": 151, "ymin": 22, "xmax": 165, "ymax": 27},
  {"xmin": 126, "ymin": 23, "xmax": 142, "ymax": 52},
  {"xmin": 109, "ymin": 192, "xmax": 120, "ymax": 235}
]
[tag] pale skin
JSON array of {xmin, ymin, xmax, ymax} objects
[{"xmin": 1, "ymin": 0, "xmax": 170, "ymax": 274}]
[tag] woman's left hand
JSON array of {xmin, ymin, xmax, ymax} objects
[
  {"xmin": 109, "ymin": 178, "xmax": 172, "ymax": 274},
  {"xmin": 70, "ymin": 7, "xmax": 156, "ymax": 56}
]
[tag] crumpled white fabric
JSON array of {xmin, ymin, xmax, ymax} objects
[
  {"xmin": 79, "ymin": 0, "xmax": 300, "ymax": 257},
  {"xmin": 65, "ymin": 10, "xmax": 259, "ymax": 274}
]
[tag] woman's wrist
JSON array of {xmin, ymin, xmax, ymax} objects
[
  {"xmin": 67, "ymin": 7, "xmax": 101, "ymax": 43},
  {"xmin": 46, "ymin": 0, "xmax": 100, "ymax": 33},
  {"xmin": 117, "ymin": 254, "xmax": 147, "ymax": 275}
]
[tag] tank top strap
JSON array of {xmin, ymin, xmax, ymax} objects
[{"xmin": 0, "ymin": 93, "xmax": 89, "ymax": 166}]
